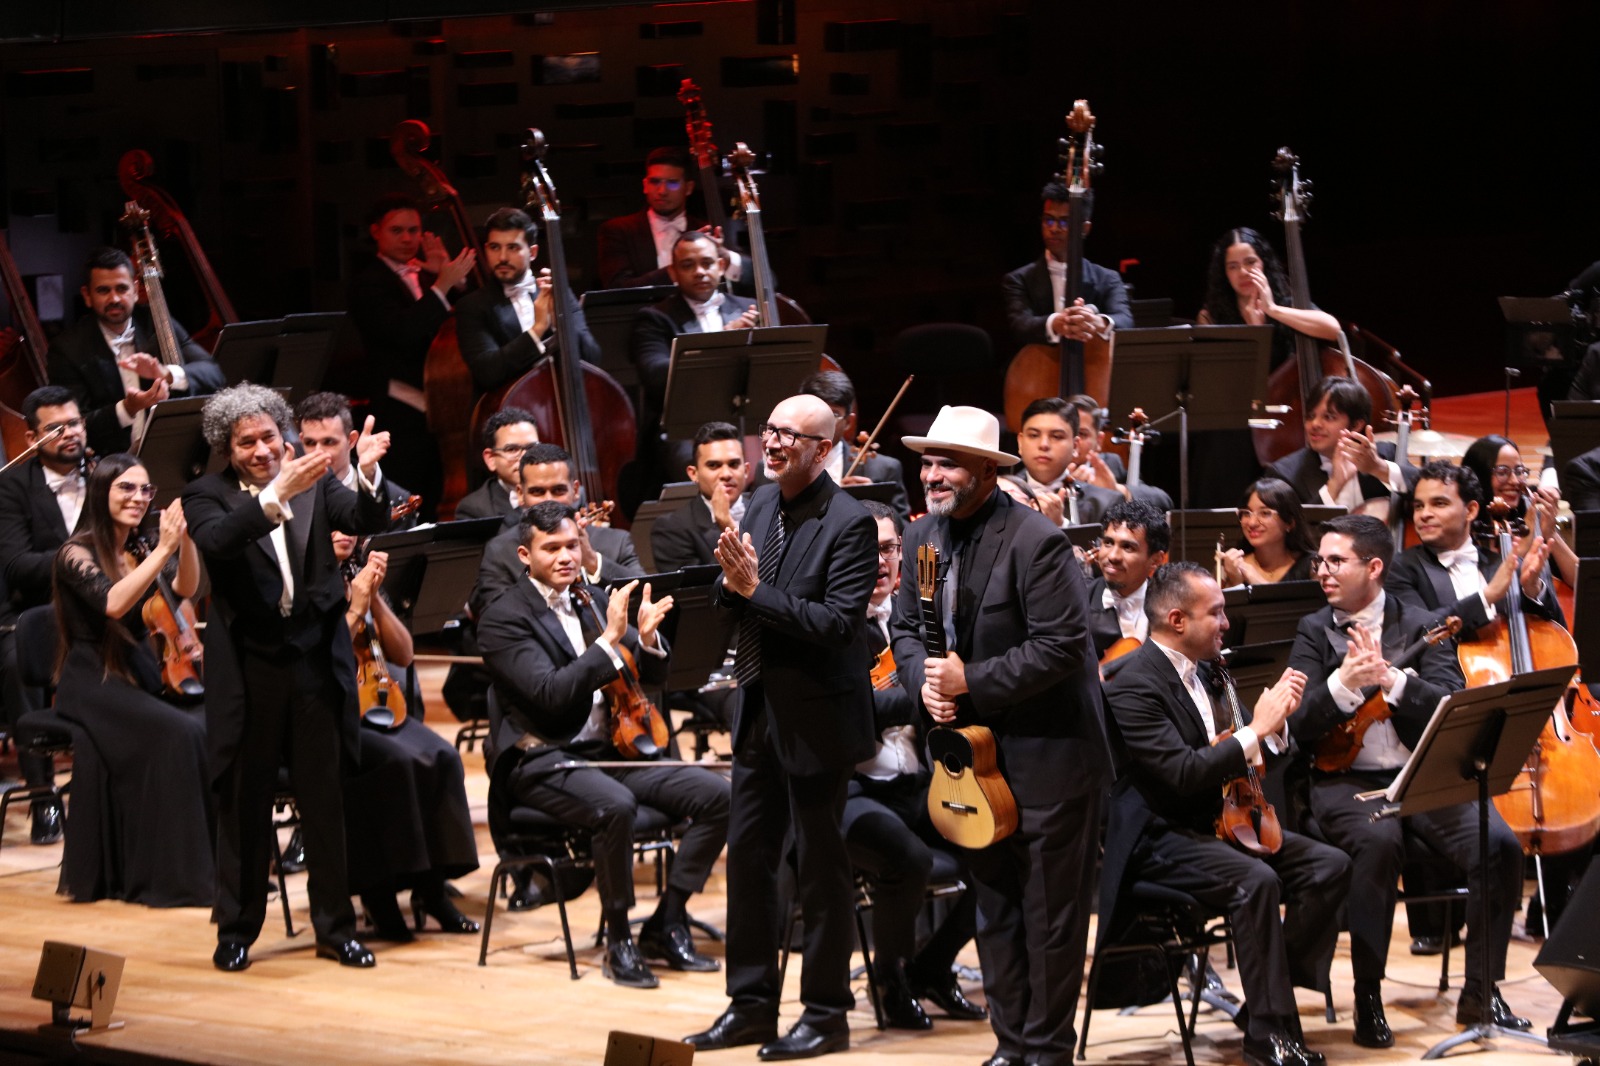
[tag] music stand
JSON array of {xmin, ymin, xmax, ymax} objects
[
  {"xmin": 369, "ymin": 517, "xmax": 503, "ymax": 636},
  {"xmin": 133, "ymin": 396, "xmax": 224, "ymax": 510},
  {"xmin": 1548, "ymin": 401, "xmax": 1600, "ymax": 481},
  {"xmin": 608, "ymin": 564, "xmax": 728, "ymax": 694},
  {"xmin": 1220, "ymin": 581, "xmax": 1325, "ymax": 647},
  {"xmin": 1165, "ymin": 507, "xmax": 1343, "ymax": 568},
  {"xmin": 213, "ymin": 312, "xmax": 342, "ymax": 405},
  {"xmin": 660, "ymin": 324, "xmax": 828, "ymax": 440},
  {"xmin": 629, "ymin": 482, "xmax": 702, "ymax": 573},
  {"xmin": 1498, "ymin": 295, "xmax": 1576, "ymax": 370},
  {"xmin": 1062, "ymin": 522, "xmax": 1102, "ymax": 552},
  {"xmin": 1105, "ymin": 325, "xmax": 1275, "ymax": 559},
  {"xmin": 579, "ymin": 285, "xmax": 677, "ymax": 389},
  {"xmin": 1361, "ymin": 666, "xmax": 1576, "ymax": 1059}
]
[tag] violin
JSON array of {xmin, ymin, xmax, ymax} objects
[
  {"xmin": 344, "ymin": 554, "xmax": 407, "ymax": 730},
  {"xmin": 570, "ymin": 584, "xmax": 670, "ymax": 760},
  {"xmin": 870, "ymin": 644, "xmax": 899, "ymax": 691},
  {"xmin": 1312, "ymin": 617, "xmax": 1461, "ymax": 773},
  {"xmin": 1462, "ymin": 501, "xmax": 1600, "ymax": 855},
  {"xmin": 1210, "ymin": 656, "xmax": 1282, "ymax": 856},
  {"xmin": 133, "ymin": 534, "xmax": 204, "ymax": 701}
]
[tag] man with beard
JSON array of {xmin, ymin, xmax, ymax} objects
[
  {"xmin": 650, "ymin": 420, "xmax": 748, "ymax": 571},
  {"xmin": 889, "ymin": 405, "xmax": 1110, "ymax": 1066},
  {"xmin": 453, "ymin": 206, "xmax": 601, "ymax": 399},
  {"xmin": 1086, "ymin": 499, "xmax": 1168, "ymax": 670}
]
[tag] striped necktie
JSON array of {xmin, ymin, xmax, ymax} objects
[{"xmin": 733, "ymin": 510, "xmax": 786, "ymax": 686}]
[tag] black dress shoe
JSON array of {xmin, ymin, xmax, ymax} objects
[
  {"xmin": 602, "ymin": 939, "xmax": 659, "ymax": 989},
  {"xmin": 276, "ymin": 827, "xmax": 306, "ymax": 874},
  {"xmin": 30, "ymin": 799, "xmax": 62, "ymax": 845},
  {"xmin": 757, "ymin": 1021, "xmax": 848, "ymax": 1061},
  {"xmin": 981, "ymin": 1057, "xmax": 1023, "ymax": 1066},
  {"xmin": 1456, "ymin": 985, "xmax": 1532, "ymax": 1030},
  {"xmin": 685, "ymin": 1006, "xmax": 779, "ymax": 1050},
  {"xmin": 1242, "ymin": 1032, "xmax": 1325, "ymax": 1066},
  {"xmin": 877, "ymin": 970, "xmax": 932, "ymax": 1031},
  {"xmin": 908, "ymin": 969, "xmax": 987, "ymax": 1020},
  {"xmin": 315, "ymin": 939, "xmax": 376, "ymax": 968},
  {"xmin": 213, "ymin": 942, "xmax": 250, "ymax": 972},
  {"xmin": 638, "ymin": 919, "xmax": 719, "ymax": 972},
  {"xmin": 412, "ymin": 892, "xmax": 480, "ymax": 934},
  {"xmin": 1409, "ymin": 930, "xmax": 1463, "ymax": 956},
  {"xmin": 1352, "ymin": 990, "xmax": 1394, "ymax": 1048},
  {"xmin": 506, "ymin": 868, "xmax": 547, "ymax": 911}
]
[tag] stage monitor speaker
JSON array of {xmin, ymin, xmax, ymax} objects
[
  {"xmin": 32, "ymin": 940, "xmax": 125, "ymax": 1032},
  {"xmin": 1534, "ymin": 865, "xmax": 1600, "ymax": 1015},
  {"xmin": 604, "ymin": 1030, "xmax": 693, "ymax": 1066}
]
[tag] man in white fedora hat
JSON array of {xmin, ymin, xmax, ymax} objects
[{"xmin": 889, "ymin": 404, "xmax": 1112, "ymax": 1066}]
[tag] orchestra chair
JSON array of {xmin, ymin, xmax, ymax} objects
[
  {"xmin": 0, "ymin": 606, "xmax": 73, "ymax": 854},
  {"xmin": 268, "ymin": 769, "xmax": 302, "ymax": 938}
]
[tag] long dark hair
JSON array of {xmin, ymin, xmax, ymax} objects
[
  {"xmin": 1201, "ymin": 227, "xmax": 1292, "ymax": 325},
  {"xmin": 1461, "ymin": 435, "xmax": 1518, "ymax": 508},
  {"xmin": 1236, "ymin": 477, "xmax": 1317, "ymax": 557},
  {"xmin": 53, "ymin": 453, "xmax": 155, "ymax": 683}
]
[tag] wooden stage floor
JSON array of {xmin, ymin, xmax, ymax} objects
[{"xmin": 0, "ymin": 388, "xmax": 1585, "ymax": 1066}]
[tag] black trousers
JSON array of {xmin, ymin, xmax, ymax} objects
[
  {"xmin": 508, "ymin": 746, "xmax": 729, "ymax": 929},
  {"xmin": 724, "ymin": 710, "xmax": 856, "ymax": 1031},
  {"xmin": 1311, "ymin": 771, "xmax": 1523, "ymax": 986},
  {"xmin": 1129, "ymin": 826, "xmax": 1350, "ymax": 1046},
  {"xmin": 215, "ymin": 647, "xmax": 355, "ymax": 946}
]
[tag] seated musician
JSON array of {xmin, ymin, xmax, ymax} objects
[
  {"xmin": 453, "ymin": 206, "xmax": 601, "ymax": 398},
  {"xmin": 596, "ymin": 147, "xmax": 749, "ymax": 293},
  {"xmin": 46, "ymin": 247, "xmax": 226, "ymax": 458},
  {"xmin": 1388, "ymin": 460, "xmax": 1560, "ymax": 633},
  {"xmin": 453, "ymin": 407, "xmax": 541, "ymax": 520},
  {"xmin": 1016, "ymin": 396, "xmax": 1122, "ymax": 526},
  {"xmin": 1001, "ymin": 183, "xmax": 1132, "ymax": 348},
  {"xmin": 1266, "ymin": 376, "xmax": 1415, "ymax": 518},
  {"xmin": 1195, "ymin": 227, "xmax": 1341, "ymax": 368},
  {"xmin": 295, "ymin": 392, "xmax": 418, "ymax": 532},
  {"xmin": 1462, "ymin": 434, "xmax": 1578, "ymax": 588},
  {"xmin": 800, "ymin": 370, "xmax": 911, "ymax": 518},
  {"xmin": 1101, "ymin": 563, "xmax": 1349, "ymax": 1066},
  {"xmin": 52, "ymin": 453, "xmax": 214, "ymax": 907},
  {"xmin": 1087, "ymin": 500, "xmax": 1168, "ymax": 667},
  {"xmin": 471, "ymin": 443, "xmax": 644, "ymax": 618},
  {"xmin": 331, "ymin": 535, "xmax": 480, "ymax": 941},
  {"xmin": 630, "ymin": 231, "xmax": 760, "ymax": 492},
  {"xmin": 1286, "ymin": 514, "xmax": 1530, "ymax": 1044},
  {"xmin": 650, "ymin": 420, "xmax": 748, "ymax": 571},
  {"xmin": 843, "ymin": 501, "xmax": 983, "ymax": 1030},
  {"xmin": 1217, "ymin": 478, "xmax": 1318, "ymax": 586},
  {"xmin": 1064, "ymin": 393, "xmax": 1174, "ymax": 511},
  {"xmin": 478, "ymin": 501, "xmax": 730, "ymax": 987}
]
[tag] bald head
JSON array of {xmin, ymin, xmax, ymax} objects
[{"xmin": 762, "ymin": 394, "xmax": 836, "ymax": 497}]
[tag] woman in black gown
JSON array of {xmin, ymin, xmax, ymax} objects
[
  {"xmin": 54, "ymin": 453, "xmax": 214, "ymax": 906},
  {"xmin": 333, "ymin": 531, "xmax": 479, "ymax": 939}
]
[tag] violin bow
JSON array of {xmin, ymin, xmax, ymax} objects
[{"xmin": 843, "ymin": 375, "xmax": 914, "ymax": 481}]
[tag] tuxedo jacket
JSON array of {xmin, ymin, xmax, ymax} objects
[
  {"xmin": 1266, "ymin": 444, "xmax": 1413, "ymax": 507},
  {"xmin": 595, "ymin": 209, "xmax": 757, "ymax": 296},
  {"xmin": 1083, "ymin": 575, "xmax": 1126, "ymax": 660},
  {"xmin": 452, "ymin": 282, "xmax": 601, "ymax": 396},
  {"xmin": 630, "ymin": 292, "xmax": 760, "ymax": 419},
  {"xmin": 889, "ymin": 489, "xmax": 1111, "ymax": 807},
  {"xmin": 1387, "ymin": 542, "xmax": 1564, "ymax": 634},
  {"xmin": 650, "ymin": 493, "xmax": 725, "ymax": 571},
  {"xmin": 344, "ymin": 257, "xmax": 450, "ymax": 389},
  {"xmin": 478, "ymin": 576, "xmax": 664, "ymax": 780},
  {"xmin": 1286, "ymin": 595, "xmax": 1465, "ymax": 757},
  {"xmin": 1565, "ymin": 446, "xmax": 1600, "ymax": 512},
  {"xmin": 454, "ymin": 479, "xmax": 517, "ymax": 521},
  {"xmin": 470, "ymin": 514, "xmax": 643, "ymax": 619},
  {"xmin": 182, "ymin": 467, "xmax": 389, "ymax": 780},
  {"xmin": 718, "ymin": 475, "xmax": 879, "ymax": 775},
  {"xmin": 1001, "ymin": 255, "xmax": 1134, "ymax": 348},
  {"xmin": 46, "ymin": 309, "xmax": 225, "ymax": 457},
  {"xmin": 0, "ymin": 458, "xmax": 87, "ymax": 622}
]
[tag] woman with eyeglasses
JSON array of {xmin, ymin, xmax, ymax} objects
[
  {"xmin": 52, "ymin": 453, "xmax": 214, "ymax": 906},
  {"xmin": 1196, "ymin": 228, "xmax": 1341, "ymax": 368},
  {"xmin": 1217, "ymin": 478, "xmax": 1319, "ymax": 586},
  {"xmin": 1462, "ymin": 434, "xmax": 1578, "ymax": 588}
]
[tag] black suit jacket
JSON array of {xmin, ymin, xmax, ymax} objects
[
  {"xmin": 0, "ymin": 458, "xmax": 85, "ymax": 622},
  {"xmin": 1266, "ymin": 444, "xmax": 1413, "ymax": 507},
  {"xmin": 650, "ymin": 494, "xmax": 722, "ymax": 571},
  {"xmin": 1387, "ymin": 542, "xmax": 1564, "ymax": 634},
  {"xmin": 182, "ymin": 467, "xmax": 389, "ymax": 780},
  {"xmin": 1565, "ymin": 446, "xmax": 1600, "ymax": 511},
  {"xmin": 1286, "ymin": 596, "xmax": 1465, "ymax": 756},
  {"xmin": 719, "ymin": 475, "xmax": 879, "ymax": 775},
  {"xmin": 470, "ymin": 514, "xmax": 644, "ymax": 619},
  {"xmin": 597, "ymin": 209, "xmax": 707, "ymax": 290},
  {"xmin": 1001, "ymin": 255, "xmax": 1133, "ymax": 347},
  {"xmin": 478, "ymin": 577, "xmax": 665, "ymax": 778},
  {"xmin": 452, "ymin": 281, "xmax": 601, "ymax": 396},
  {"xmin": 630, "ymin": 292, "xmax": 760, "ymax": 427},
  {"xmin": 345, "ymin": 257, "xmax": 450, "ymax": 389},
  {"xmin": 454, "ymin": 479, "xmax": 517, "ymax": 521},
  {"xmin": 46, "ymin": 309, "xmax": 225, "ymax": 457},
  {"xmin": 890, "ymin": 489, "xmax": 1112, "ymax": 807}
]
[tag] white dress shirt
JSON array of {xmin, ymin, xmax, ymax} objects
[
  {"xmin": 1316, "ymin": 452, "xmax": 1406, "ymax": 512},
  {"xmin": 685, "ymin": 291, "xmax": 727, "ymax": 334},
  {"xmin": 1435, "ymin": 542, "xmax": 1496, "ymax": 621},
  {"xmin": 102, "ymin": 321, "xmax": 188, "ymax": 437},
  {"xmin": 530, "ymin": 576, "xmax": 621, "ymax": 743},
  {"xmin": 41, "ymin": 465, "xmax": 85, "ymax": 533},
  {"xmin": 1324, "ymin": 591, "xmax": 1413, "ymax": 771},
  {"xmin": 1102, "ymin": 582, "xmax": 1148, "ymax": 642},
  {"xmin": 855, "ymin": 605, "xmax": 922, "ymax": 781},
  {"xmin": 503, "ymin": 274, "xmax": 549, "ymax": 355}
]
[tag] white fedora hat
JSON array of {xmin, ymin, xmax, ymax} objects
[{"xmin": 901, "ymin": 405, "xmax": 1020, "ymax": 466}]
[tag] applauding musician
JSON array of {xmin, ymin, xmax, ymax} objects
[
  {"xmin": 596, "ymin": 147, "xmax": 749, "ymax": 292},
  {"xmin": 890, "ymin": 405, "xmax": 1110, "ymax": 1066},
  {"xmin": 1266, "ymin": 377, "xmax": 1413, "ymax": 517},
  {"xmin": 1087, "ymin": 500, "xmax": 1168, "ymax": 665},
  {"xmin": 650, "ymin": 421, "xmax": 748, "ymax": 571},
  {"xmin": 1002, "ymin": 183, "xmax": 1131, "ymax": 348},
  {"xmin": 478, "ymin": 501, "xmax": 729, "ymax": 988},
  {"xmin": 1196, "ymin": 228, "xmax": 1341, "ymax": 367},
  {"xmin": 295, "ymin": 392, "xmax": 417, "ymax": 531}
]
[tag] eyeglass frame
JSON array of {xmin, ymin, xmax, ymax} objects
[
  {"xmin": 111, "ymin": 480, "xmax": 159, "ymax": 499},
  {"xmin": 756, "ymin": 423, "xmax": 828, "ymax": 448},
  {"xmin": 1307, "ymin": 552, "xmax": 1372, "ymax": 573}
]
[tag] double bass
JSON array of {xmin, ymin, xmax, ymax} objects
[
  {"xmin": 1251, "ymin": 148, "xmax": 1399, "ymax": 466},
  {"xmin": 0, "ymin": 229, "xmax": 50, "ymax": 463},
  {"xmin": 1003, "ymin": 100, "xmax": 1113, "ymax": 432},
  {"xmin": 120, "ymin": 202, "xmax": 193, "ymax": 450}
]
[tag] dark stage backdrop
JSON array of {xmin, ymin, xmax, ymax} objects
[{"xmin": 1, "ymin": 1, "xmax": 1595, "ymax": 440}]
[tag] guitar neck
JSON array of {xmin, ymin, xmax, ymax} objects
[{"xmin": 918, "ymin": 595, "xmax": 947, "ymax": 659}]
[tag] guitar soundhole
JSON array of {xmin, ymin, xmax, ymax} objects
[{"xmin": 940, "ymin": 753, "xmax": 966, "ymax": 778}]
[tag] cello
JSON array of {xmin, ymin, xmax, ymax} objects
[
  {"xmin": 488, "ymin": 131, "xmax": 638, "ymax": 522},
  {"xmin": 0, "ymin": 229, "xmax": 50, "ymax": 463},
  {"xmin": 117, "ymin": 150, "xmax": 238, "ymax": 352},
  {"xmin": 392, "ymin": 120, "xmax": 493, "ymax": 521},
  {"xmin": 1459, "ymin": 501, "xmax": 1600, "ymax": 857},
  {"xmin": 1251, "ymin": 148, "xmax": 1399, "ymax": 466},
  {"xmin": 1003, "ymin": 100, "xmax": 1114, "ymax": 432}
]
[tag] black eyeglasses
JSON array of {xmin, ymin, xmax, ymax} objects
[
  {"xmin": 1308, "ymin": 553, "xmax": 1370, "ymax": 573},
  {"xmin": 876, "ymin": 540, "xmax": 902, "ymax": 558},
  {"xmin": 757, "ymin": 423, "xmax": 827, "ymax": 447}
]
